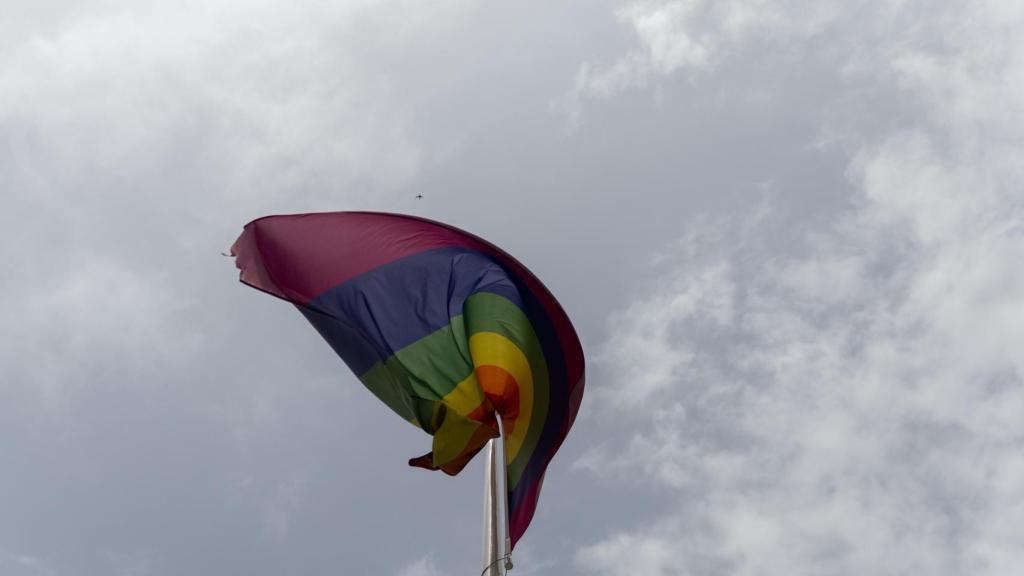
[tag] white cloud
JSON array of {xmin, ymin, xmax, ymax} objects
[
  {"xmin": 582, "ymin": 1, "xmax": 1024, "ymax": 574},
  {"xmin": 0, "ymin": 255, "xmax": 201, "ymax": 406},
  {"xmin": 0, "ymin": 0, "xmax": 479, "ymax": 404},
  {"xmin": 261, "ymin": 472, "xmax": 309, "ymax": 540},
  {"xmin": 569, "ymin": 0, "xmax": 842, "ymax": 107},
  {"xmin": 0, "ymin": 0, "xmax": 438, "ymax": 208},
  {"xmin": 397, "ymin": 555, "xmax": 448, "ymax": 576},
  {"xmin": 595, "ymin": 255, "xmax": 734, "ymax": 408},
  {"xmin": 0, "ymin": 553, "xmax": 57, "ymax": 576},
  {"xmin": 577, "ymin": 531, "xmax": 675, "ymax": 576}
]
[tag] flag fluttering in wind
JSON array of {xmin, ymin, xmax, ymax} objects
[{"xmin": 230, "ymin": 212, "xmax": 584, "ymax": 548}]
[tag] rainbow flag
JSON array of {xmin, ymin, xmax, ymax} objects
[{"xmin": 230, "ymin": 212, "xmax": 585, "ymax": 548}]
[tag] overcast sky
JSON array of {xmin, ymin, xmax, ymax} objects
[{"xmin": 3, "ymin": 1, "xmax": 1023, "ymax": 575}]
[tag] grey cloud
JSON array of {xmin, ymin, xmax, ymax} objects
[
  {"xmin": 3, "ymin": 0, "xmax": 1020, "ymax": 574},
  {"xmin": 580, "ymin": 1, "xmax": 1024, "ymax": 574}
]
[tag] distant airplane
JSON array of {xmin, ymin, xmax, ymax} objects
[{"xmin": 415, "ymin": 194, "xmax": 423, "ymax": 199}]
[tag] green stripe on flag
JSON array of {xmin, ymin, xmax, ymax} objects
[{"xmin": 360, "ymin": 315, "xmax": 475, "ymax": 428}]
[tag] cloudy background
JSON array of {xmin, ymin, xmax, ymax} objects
[{"xmin": 3, "ymin": 0, "xmax": 1023, "ymax": 574}]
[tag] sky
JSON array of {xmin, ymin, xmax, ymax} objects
[{"xmin": 2, "ymin": 1, "xmax": 1023, "ymax": 575}]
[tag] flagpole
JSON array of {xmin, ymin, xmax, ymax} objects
[
  {"xmin": 482, "ymin": 438, "xmax": 502, "ymax": 575},
  {"xmin": 482, "ymin": 420, "xmax": 512, "ymax": 575}
]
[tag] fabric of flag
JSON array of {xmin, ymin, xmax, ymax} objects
[{"xmin": 230, "ymin": 211, "xmax": 585, "ymax": 549}]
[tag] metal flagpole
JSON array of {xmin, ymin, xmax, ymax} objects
[
  {"xmin": 482, "ymin": 438, "xmax": 502, "ymax": 575},
  {"xmin": 482, "ymin": 421, "xmax": 512, "ymax": 575}
]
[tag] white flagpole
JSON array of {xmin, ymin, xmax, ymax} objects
[
  {"xmin": 482, "ymin": 438, "xmax": 502, "ymax": 576},
  {"xmin": 482, "ymin": 419, "xmax": 512, "ymax": 575}
]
